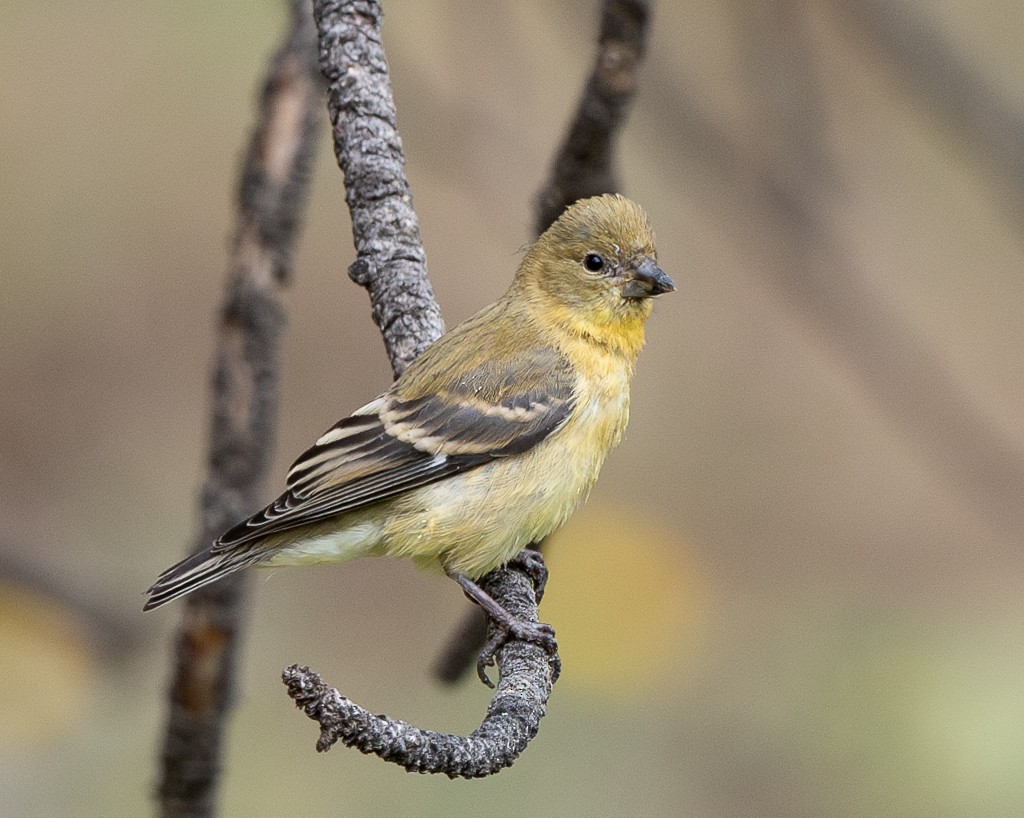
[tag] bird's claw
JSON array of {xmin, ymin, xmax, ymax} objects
[
  {"xmin": 509, "ymin": 547, "xmax": 549, "ymax": 601},
  {"xmin": 476, "ymin": 617, "xmax": 560, "ymax": 688},
  {"xmin": 448, "ymin": 564, "xmax": 560, "ymax": 687}
]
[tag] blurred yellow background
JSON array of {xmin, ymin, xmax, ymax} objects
[{"xmin": 2, "ymin": 1, "xmax": 1023, "ymax": 815}]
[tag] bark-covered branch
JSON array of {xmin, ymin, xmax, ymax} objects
[
  {"xmin": 434, "ymin": 0, "xmax": 653, "ymax": 686},
  {"xmin": 284, "ymin": 561, "xmax": 554, "ymax": 776},
  {"xmin": 314, "ymin": 0, "xmax": 444, "ymax": 376},
  {"xmin": 283, "ymin": 0, "xmax": 558, "ymax": 775},
  {"xmin": 154, "ymin": 4, "xmax": 322, "ymax": 815}
]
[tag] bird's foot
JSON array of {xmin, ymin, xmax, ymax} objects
[
  {"xmin": 448, "ymin": 568, "xmax": 560, "ymax": 688},
  {"xmin": 476, "ymin": 615, "xmax": 560, "ymax": 689}
]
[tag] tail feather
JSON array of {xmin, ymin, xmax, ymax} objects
[{"xmin": 143, "ymin": 547, "xmax": 258, "ymax": 610}]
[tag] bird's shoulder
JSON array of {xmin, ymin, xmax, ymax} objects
[
  {"xmin": 394, "ymin": 298, "xmax": 574, "ymax": 400},
  {"xmin": 383, "ymin": 297, "xmax": 578, "ymax": 456}
]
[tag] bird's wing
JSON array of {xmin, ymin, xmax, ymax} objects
[{"xmin": 215, "ymin": 347, "xmax": 576, "ymax": 549}]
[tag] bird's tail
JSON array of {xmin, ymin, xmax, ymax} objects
[{"xmin": 144, "ymin": 546, "xmax": 259, "ymax": 610}]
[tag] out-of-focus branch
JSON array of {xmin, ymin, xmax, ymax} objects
[
  {"xmin": 0, "ymin": 551, "xmax": 145, "ymax": 661},
  {"xmin": 284, "ymin": 561, "xmax": 553, "ymax": 775},
  {"xmin": 837, "ymin": 0, "xmax": 1024, "ymax": 227},
  {"xmin": 726, "ymin": 0, "xmax": 1024, "ymax": 548},
  {"xmin": 738, "ymin": 0, "xmax": 1024, "ymax": 548},
  {"xmin": 534, "ymin": 0, "xmax": 652, "ymax": 235},
  {"xmin": 434, "ymin": 0, "xmax": 653, "ymax": 686},
  {"xmin": 290, "ymin": 0, "xmax": 557, "ymax": 774},
  {"xmin": 431, "ymin": 595, "xmax": 488, "ymax": 684},
  {"xmin": 155, "ymin": 4, "xmax": 322, "ymax": 815}
]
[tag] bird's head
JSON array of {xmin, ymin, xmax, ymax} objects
[{"xmin": 516, "ymin": 194, "xmax": 674, "ymax": 353}]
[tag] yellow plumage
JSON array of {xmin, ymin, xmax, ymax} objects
[{"xmin": 145, "ymin": 194, "xmax": 673, "ymax": 610}]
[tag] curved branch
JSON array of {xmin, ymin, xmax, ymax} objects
[
  {"xmin": 284, "ymin": 562, "xmax": 555, "ymax": 776},
  {"xmin": 296, "ymin": 0, "xmax": 558, "ymax": 776}
]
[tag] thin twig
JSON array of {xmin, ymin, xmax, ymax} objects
[
  {"xmin": 287, "ymin": 0, "xmax": 557, "ymax": 775},
  {"xmin": 155, "ymin": 4, "xmax": 321, "ymax": 815},
  {"xmin": 433, "ymin": 0, "xmax": 653, "ymax": 685}
]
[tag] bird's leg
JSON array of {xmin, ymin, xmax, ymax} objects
[{"xmin": 447, "ymin": 565, "xmax": 559, "ymax": 688}]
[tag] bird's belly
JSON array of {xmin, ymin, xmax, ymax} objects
[
  {"xmin": 262, "ymin": 517, "xmax": 385, "ymax": 567},
  {"xmin": 381, "ymin": 405, "xmax": 623, "ymax": 578}
]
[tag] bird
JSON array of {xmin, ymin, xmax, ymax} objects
[{"xmin": 145, "ymin": 194, "xmax": 674, "ymax": 659}]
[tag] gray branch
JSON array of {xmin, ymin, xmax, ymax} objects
[
  {"xmin": 284, "ymin": 0, "xmax": 558, "ymax": 776},
  {"xmin": 534, "ymin": 0, "xmax": 652, "ymax": 235},
  {"xmin": 314, "ymin": 0, "xmax": 444, "ymax": 376},
  {"xmin": 155, "ymin": 3, "xmax": 322, "ymax": 815},
  {"xmin": 284, "ymin": 562, "xmax": 554, "ymax": 776}
]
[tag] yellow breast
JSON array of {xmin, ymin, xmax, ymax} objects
[{"xmin": 379, "ymin": 352, "xmax": 633, "ymax": 578}]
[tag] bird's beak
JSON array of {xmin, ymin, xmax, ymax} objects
[{"xmin": 621, "ymin": 257, "xmax": 676, "ymax": 298}]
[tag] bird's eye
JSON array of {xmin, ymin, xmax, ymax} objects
[{"xmin": 583, "ymin": 253, "xmax": 605, "ymax": 272}]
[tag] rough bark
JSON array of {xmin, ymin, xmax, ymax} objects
[{"xmin": 155, "ymin": 4, "xmax": 322, "ymax": 814}]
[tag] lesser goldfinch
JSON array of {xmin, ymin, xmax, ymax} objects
[{"xmin": 145, "ymin": 194, "xmax": 673, "ymax": 638}]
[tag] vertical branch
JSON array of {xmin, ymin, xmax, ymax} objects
[
  {"xmin": 155, "ymin": 3, "xmax": 322, "ymax": 815},
  {"xmin": 314, "ymin": 0, "xmax": 444, "ymax": 375}
]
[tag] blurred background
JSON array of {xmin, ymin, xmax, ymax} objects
[{"xmin": 2, "ymin": 1, "xmax": 1023, "ymax": 815}]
